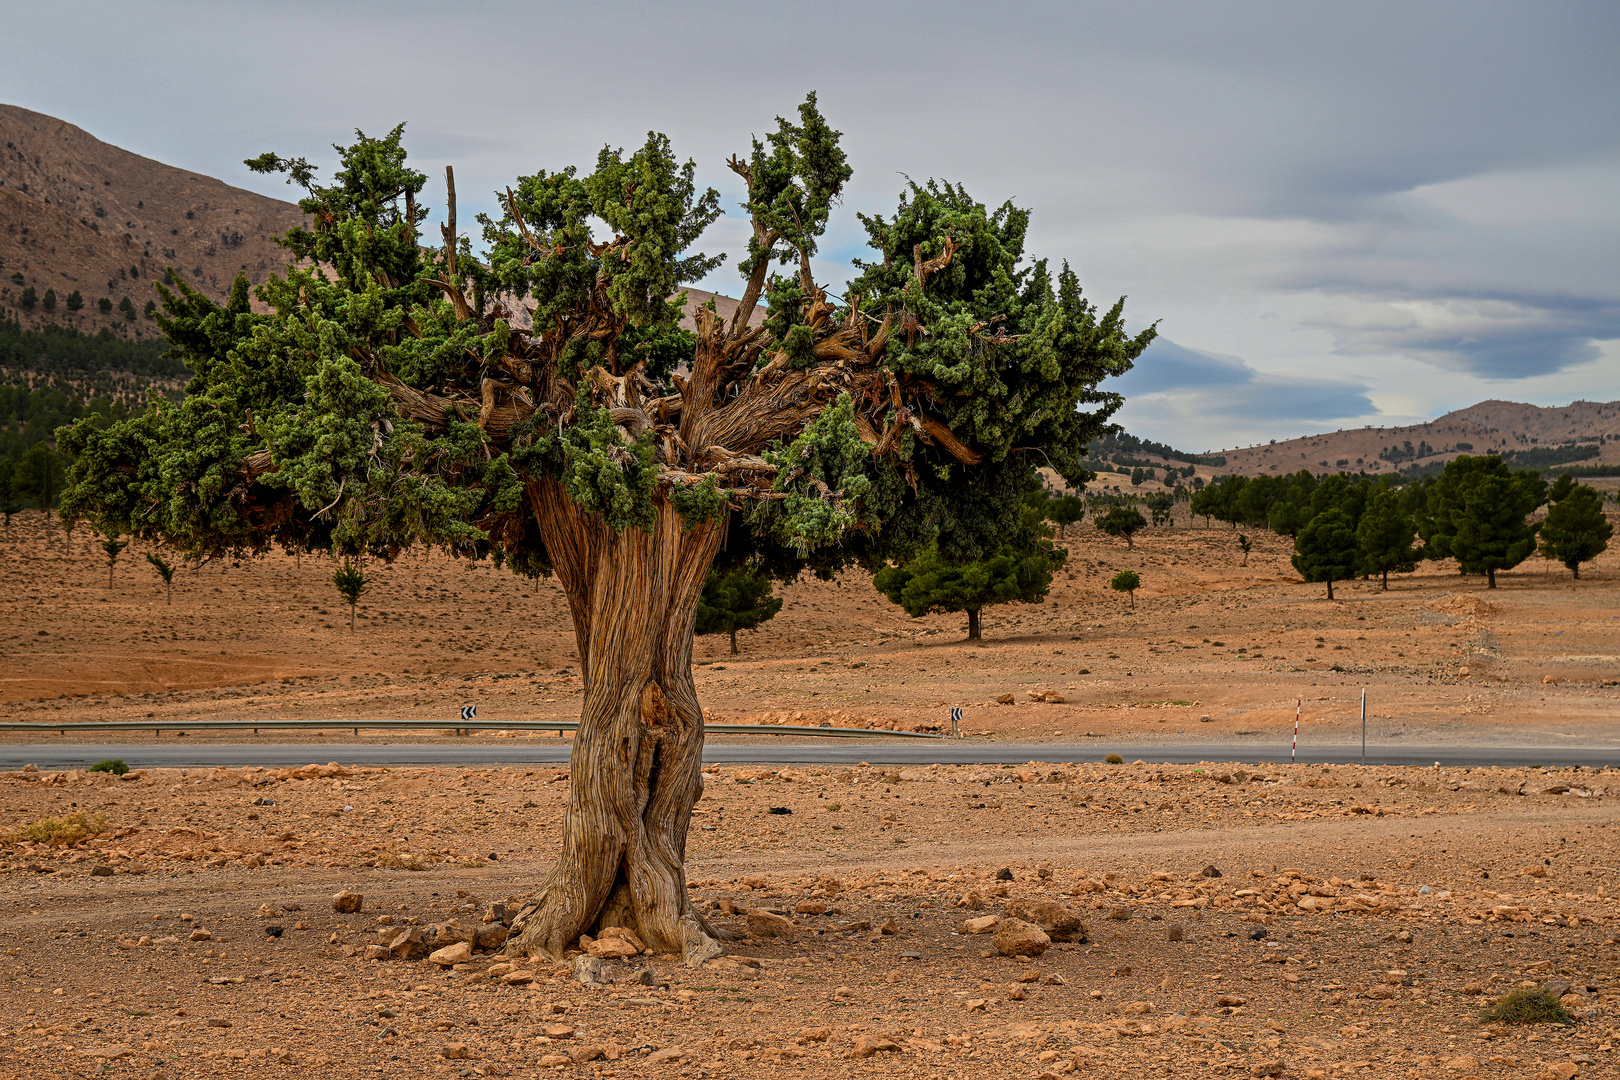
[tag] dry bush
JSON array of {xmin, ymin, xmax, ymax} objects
[
  {"xmin": 1483, "ymin": 987, "xmax": 1572, "ymax": 1025},
  {"xmin": 12, "ymin": 811, "xmax": 109, "ymax": 847},
  {"xmin": 375, "ymin": 849, "xmax": 432, "ymax": 871}
]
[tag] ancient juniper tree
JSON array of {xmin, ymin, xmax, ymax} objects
[{"xmin": 56, "ymin": 98, "xmax": 1153, "ymax": 959}]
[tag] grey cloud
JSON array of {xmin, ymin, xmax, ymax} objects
[{"xmin": 1108, "ymin": 340, "xmax": 1376, "ymax": 448}]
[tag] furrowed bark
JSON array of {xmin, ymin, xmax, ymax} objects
[{"xmin": 505, "ymin": 478, "xmax": 724, "ymax": 958}]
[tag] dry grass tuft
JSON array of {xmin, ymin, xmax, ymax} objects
[
  {"xmin": 12, "ymin": 811, "xmax": 110, "ymax": 847},
  {"xmin": 1482, "ymin": 987, "xmax": 1573, "ymax": 1025}
]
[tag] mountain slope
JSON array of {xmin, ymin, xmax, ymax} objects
[{"xmin": 0, "ymin": 104, "xmax": 304, "ymax": 337}]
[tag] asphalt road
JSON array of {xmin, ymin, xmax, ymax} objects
[{"xmin": 3, "ymin": 742, "xmax": 1615, "ymax": 771}]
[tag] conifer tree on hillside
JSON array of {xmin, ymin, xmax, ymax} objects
[
  {"xmin": 1420, "ymin": 455, "xmax": 1545, "ymax": 588},
  {"xmin": 695, "ymin": 565, "xmax": 782, "ymax": 654},
  {"xmin": 1096, "ymin": 505, "xmax": 1147, "ymax": 548},
  {"xmin": 1355, "ymin": 485, "xmax": 1417, "ymax": 590},
  {"xmin": 1537, "ymin": 476, "xmax": 1612, "ymax": 580},
  {"xmin": 55, "ymin": 102, "xmax": 1153, "ymax": 958},
  {"xmin": 1046, "ymin": 493, "xmax": 1085, "ymax": 537},
  {"xmin": 1292, "ymin": 508, "xmax": 1357, "ymax": 599}
]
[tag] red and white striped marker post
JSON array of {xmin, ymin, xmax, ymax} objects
[{"xmin": 1293, "ymin": 697, "xmax": 1301, "ymax": 763}]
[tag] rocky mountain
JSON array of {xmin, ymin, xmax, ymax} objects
[{"xmin": 0, "ymin": 104, "xmax": 304, "ymax": 338}]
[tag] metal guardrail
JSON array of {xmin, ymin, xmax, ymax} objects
[{"xmin": 0, "ymin": 719, "xmax": 948, "ymax": 740}]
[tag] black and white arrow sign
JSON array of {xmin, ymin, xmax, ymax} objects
[{"xmin": 460, "ymin": 705, "xmax": 477, "ymax": 721}]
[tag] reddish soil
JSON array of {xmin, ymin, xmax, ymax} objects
[{"xmin": 0, "ymin": 509, "xmax": 1616, "ymax": 1079}]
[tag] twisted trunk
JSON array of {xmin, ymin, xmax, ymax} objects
[{"xmin": 505, "ymin": 478, "xmax": 724, "ymax": 959}]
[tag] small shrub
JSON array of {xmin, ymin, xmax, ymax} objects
[
  {"xmin": 1105, "ymin": 753, "xmax": 1124, "ymax": 764},
  {"xmin": 88, "ymin": 758, "xmax": 129, "ymax": 775},
  {"xmin": 12, "ymin": 811, "xmax": 109, "ymax": 846},
  {"xmin": 1483, "ymin": 986, "xmax": 1572, "ymax": 1025}
]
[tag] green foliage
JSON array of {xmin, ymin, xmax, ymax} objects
[
  {"xmin": 100, "ymin": 534, "xmax": 128, "ymax": 586},
  {"xmin": 333, "ymin": 559, "xmax": 367, "ymax": 604},
  {"xmin": 1291, "ymin": 508, "xmax": 1358, "ymax": 598},
  {"xmin": 1537, "ymin": 480, "xmax": 1612, "ymax": 579},
  {"xmin": 695, "ymin": 566, "xmax": 784, "ymax": 653},
  {"xmin": 1355, "ymin": 485, "xmax": 1417, "ymax": 588},
  {"xmin": 1095, "ymin": 505, "xmax": 1147, "ymax": 548},
  {"xmin": 1482, "ymin": 987, "xmax": 1572, "ymax": 1025},
  {"xmin": 65, "ymin": 290, "xmax": 84, "ymax": 312},
  {"xmin": 1109, "ymin": 570, "xmax": 1140, "ymax": 608},
  {"xmin": 873, "ymin": 523, "xmax": 1066, "ymax": 640},
  {"xmin": 333, "ymin": 558, "xmax": 367, "ymax": 630},
  {"xmin": 41, "ymin": 289, "xmax": 56, "ymax": 313},
  {"xmin": 19, "ymin": 286, "xmax": 36, "ymax": 310},
  {"xmin": 97, "ymin": 297, "xmax": 113, "ymax": 314},
  {"xmin": 1236, "ymin": 532, "xmax": 1251, "ymax": 565},
  {"xmin": 1145, "ymin": 490, "xmax": 1175, "ymax": 526},
  {"xmin": 0, "ymin": 459, "xmax": 18, "ymax": 526},
  {"xmin": 1420, "ymin": 455, "xmax": 1545, "ymax": 587},
  {"xmin": 88, "ymin": 758, "xmax": 129, "ymax": 775},
  {"xmin": 753, "ymin": 393, "xmax": 872, "ymax": 555},
  {"xmin": 58, "ymin": 102, "xmax": 1152, "ymax": 631},
  {"xmin": 1104, "ymin": 752, "xmax": 1125, "ymax": 764},
  {"xmin": 1045, "ymin": 493, "xmax": 1086, "ymax": 537}
]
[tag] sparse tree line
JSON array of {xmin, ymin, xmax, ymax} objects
[{"xmin": 1188, "ymin": 461, "xmax": 1612, "ymax": 597}]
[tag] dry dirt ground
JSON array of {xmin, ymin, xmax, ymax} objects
[{"xmin": 0, "ymin": 510, "xmax": 1617, "ymax": 1080}]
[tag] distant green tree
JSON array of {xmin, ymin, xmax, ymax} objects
[
  {"xmin": 20, "ymin": 286, "xmax": 37, "ymax": 310},
  {"xmin": 332, "ymin": 559, "xmax": 368, "ymax": 630},
  {"xmin": 117, "ymin": 296, "xmax": 136, "ymax": 321},
  {"xmin": 695, "ymin": 566, "xmax": 783, "ymax": 654},
  {"xmin": 1422, "ymin": 455, "xmax": 1545, "ymax": 588},
  {"xmin": 1265, "ymin": 470, "xmax": 1319, "ymax": 537},
  {"xmin": 100, "ymin": 534, "xmax": 128, "ymax": 588},
  {"xmin": 21, "ymin": 442, "xmax": 62, "ymax": 512},
  {"xmin": 96, "ymin": 297, "xmax": 112, "ymax": 314},
  {"xmin": 1419, "ymin": 453, "xmax": 1542, "ymax": 586},
  {"xmin": 1537, "ymin": 479, "xmax": 1612, "ymax": 580},
  {"xmin": 1355, "ymin": 485, "xmax": 1417, "ymax": 589},
  {"xmin": 1291, "ymin": 508, "xmax": 1357, "ymax": 599},
  {"xmin": 65, "ymin": 289, "xmax": 84, "ymax": 312},
  {"xmin": 1145, "ymin": 490, "xmax": 1175, "ymax": 527},
  {"xmin": 143, "ymin": 299, "xmax": 157, "ymax": 318},
  {"xmin": 1046, "ymin": 493, "xmax": 1085, "ymax": 537},
  {"xmin": 1129, "ymin": 466, "xmax": 1144, "ymax": 486},
  {"xmin": 0, "ymin": 460, "xmax": 18, "ymax": 530},
  {"xmin": 42, "ymin": 289, "xmax": 56, "ymax": 313},
  {"xmin": 1096, "ymin": 505, "xmax": 1147, "ymax": 548},
  {"xmin": 1237, "ymin": 532, "xmax": 1251, "ymax": 566},
  {"xmin": 146, "ymin": 552, "xmax": 176, "ymax": 604},
  {"xmin": 1109, "ymin": 569, "xmax": 1140, "ymax": 608},
  {"xmin": 874, "ymin": 520, "xmax": 1067, "ymax": 641}
]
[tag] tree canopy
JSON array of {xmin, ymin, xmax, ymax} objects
[
  {"xmin": 52, "ymin": 98, "xmax": 1155, "ymax": 961},
  {"xmin": 695, "ymin": 565, "xmax": 783, "ymax": 653},
  {"xmin": 1537, "ymin": 478, "xmax": 1612, "ymax": 580},
  {"xmin": 1291, "ymin": 507, "xmax": 1357, "ymax": 599},
  {"xmin": 872, "ymin": 507, "xmax": 1065, "ymax": 640}
]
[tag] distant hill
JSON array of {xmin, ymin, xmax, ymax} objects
[
  {"xmin": 1208, "ymin": 399, "xmax": 1620, "ymax": 480},
  {"xmin": 0, "ymin": 104, "xmax": 305, "ymax": 338}
]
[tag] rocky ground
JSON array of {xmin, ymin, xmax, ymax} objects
[
  {"xmin": 0, "ymin": 758, "xmax": 1616, "ymax": 1079},
  {"xmin": 1, "ymin": 509, "xmax": 1616, "ymax": 749},
  {"xmin": 0, "ymin": 508, "xmax": 1617, "ymax": 1079}
]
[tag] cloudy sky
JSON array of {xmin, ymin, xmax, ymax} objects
[{"xmin": 7, "ymin": 0, "xmax": 1617, "ymax": 451}]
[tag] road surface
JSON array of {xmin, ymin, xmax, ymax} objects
[{"xmin": 3, "ymin": 742, "xmax": 1614, "ymax": 771}]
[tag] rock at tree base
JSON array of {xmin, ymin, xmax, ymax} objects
[
  {"xmin": 681, "ymin": 916, "xmax": 723, "ymax": 968},
  {"xmin": 571, "ymin": 955, "xmax": 609, "ymax": 987},
  {"xmin": 746, "ymin": 909, "xmax": 798, "ymax": 940},
  {"xmin": 428, "ymin": 941, "xmax": 471, "ymax": 967},
  {"xmin": 992, "ymin": 918, "xmax": 1050, "ymax": 957}
]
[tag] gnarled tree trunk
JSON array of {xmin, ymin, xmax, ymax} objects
[{"xmin": 505, "ymin": 478, "xmax": 724, "ymax": 959}]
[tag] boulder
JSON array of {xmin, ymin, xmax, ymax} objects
[
  {"xmin": 992, "ymin": 918, "xmax": 1050, "ymax": 958},
  {"xmin": 428, "ymin": 941, "xmax": 472, "ymax": 967},
  {"xmin": 961, "ymin": 914, "xmax": 1001, "ymax": 935},
  {"xmin": 1005, "ymin": 899, "xmax": 1088, "ymax": 943},
  {"xmin": 746, "ymin": 909, "xmax": 798, "ymax": 940},
  {"xmin": 332, "ymin": 890, "xmax": 363, "ymax": 914}
]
